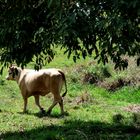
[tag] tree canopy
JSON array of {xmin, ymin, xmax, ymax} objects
[{"xmin": 0, "ymin": 0, "xmax": 140, "ymax": 71}]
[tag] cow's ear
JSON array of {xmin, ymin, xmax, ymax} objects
[{"xmin": 15, "ymin": 68, "xmax": 18, "ymax": 75}]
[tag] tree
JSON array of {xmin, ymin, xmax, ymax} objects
[{"xmin": 0, "ymin": 0, "xmax": 140, "ymax": 71}]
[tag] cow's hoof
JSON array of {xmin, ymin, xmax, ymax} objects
[
  {"xmin": 22, "ymin": 110, "xmax": 29, "ymax": 114},
  {"xmin": 46, "ymin": 110, "xmax": 51, "ymax": 115},
  {"xmin": 41, "ymin": 109, "xmax": 46, "ymax": 114},
  {"xmin": 61, "ymin": 111, "xmax": 69, "ymax": 116}
]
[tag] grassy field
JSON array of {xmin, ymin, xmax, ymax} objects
[{"xmin": 0, "ymin": 49, "xmax": 140, "ymax": 140}]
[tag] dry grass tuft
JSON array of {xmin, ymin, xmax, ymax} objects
[{"xmin": 76, "ymin": 91, "xmax": 93, "ymax": 105}]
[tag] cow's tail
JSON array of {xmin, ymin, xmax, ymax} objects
[{"xmin": 58, "ymin": 70, "xmax": 67, "ymax": 97}]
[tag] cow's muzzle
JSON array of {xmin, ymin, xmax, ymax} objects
[{"xmin": 6, "ymin": 76, "xmax": 10, "ymax": 80}]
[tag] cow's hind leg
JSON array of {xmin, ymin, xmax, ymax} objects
[
  {"xmin": 46, "ymin": 100, "xmax": 57, "ymax": 115},
  {"xmin": 59, "ymin": 99, "xmax": 64, "ymax": 115},
  {"xmin": 34, "ymin": 95, "xmax": 45, "ymax": 114},
  {"xmin": 47, "ymin": 96, "xmax": 64, "ymax": 115}
]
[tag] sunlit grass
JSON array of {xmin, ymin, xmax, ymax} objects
[{"xmin": 0, "ymin": 49, "xmax": 140, "ymax": 139}]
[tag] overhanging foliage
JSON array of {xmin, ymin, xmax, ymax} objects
[{"xmin": 0, "ymin": 0, "xmax": 140, "ymax": 71}]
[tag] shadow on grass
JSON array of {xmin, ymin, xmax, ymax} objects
[
  {"xmin": 17, "ymin": 110, "xmax": 70, "ymax": 118},
  {"xmin": 0, "ymin": 79, "xmax": 5, "ymax": 85},
  {"xmin": 1, "ymin": 119, "xmax": 140, "ymax": 140}
]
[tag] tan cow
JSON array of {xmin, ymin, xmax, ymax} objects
[{"xmin": 6, "ymin": 65, "xmax": 67, "ymax": 115}]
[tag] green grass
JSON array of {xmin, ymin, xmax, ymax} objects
[{"xmin": 0, "ymin": 49, "xmax": 140, "ymax": 140}]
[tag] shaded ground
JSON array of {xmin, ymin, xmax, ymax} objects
[{"xmin": 1, "ymin": 119, "xmax": 140, "ymax": 140}]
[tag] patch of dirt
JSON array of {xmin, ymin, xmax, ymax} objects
[
  {"xmin": 83, "ymin": 75, "xmax": 140, "ymax": 91},
  {"xmin": 82, "ymin": 69, "xmax": 139, "ymax": 92},
  {"xmin": 123, "ymin": 105, "xmax": 140, "ymax": 113},
  {"xmin": 97, "ymin": 78, "xmax": 131, "ymax": 91},
  {"xmin": 83, "ymin": 73, "xmax": 99, "ymax": 84},
  {"xmin": 81, "ymin": 57, "xmax": 140, "ymax": 91},
  {"xmin": 97, "ymin": 77, "xmax": 140, "ymax": 91}
]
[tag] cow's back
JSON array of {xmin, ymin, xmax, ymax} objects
[{"xmin": 24, "ymin": 69, "xmax": 62, "ymax": 96}]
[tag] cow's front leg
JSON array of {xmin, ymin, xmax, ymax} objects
[
  {"xmin": 34, "ymin": 95, "xmax": 45, "ymax": 114},
  {"xmin": 23, "ymin": 97, "xmax": 28, "ymax": 113}
]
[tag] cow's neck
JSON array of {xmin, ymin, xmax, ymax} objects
[{"xmin": 15, "ymin": 69, "xmax": 22, "ymax": 84}]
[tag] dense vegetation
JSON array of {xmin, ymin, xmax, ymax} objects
[
  {"xmin": 0, "ymin": 51, "xmax": 140, "ymax": 140},
  {"xmin": 0, "ymin": 0, "xmax": 140, "ymax": 70}
]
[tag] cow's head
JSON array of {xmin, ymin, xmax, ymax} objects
[{"xmin": 6, "ymin": 65, "xmax": 20, "ymax": 80}]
